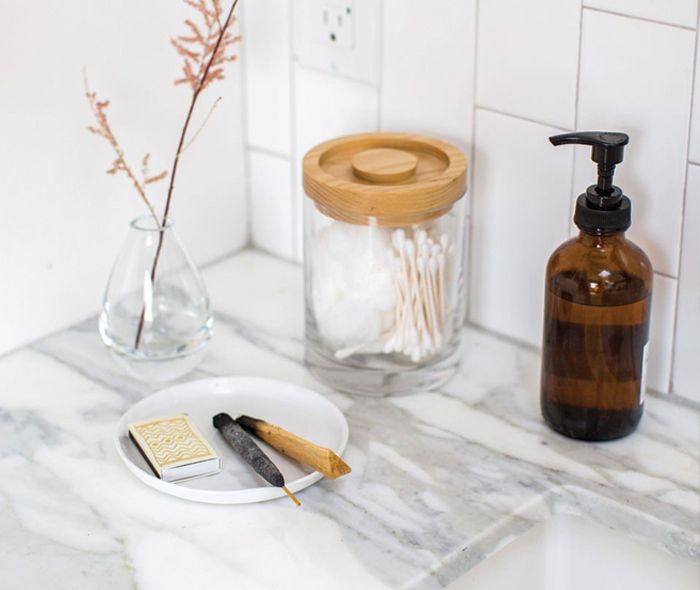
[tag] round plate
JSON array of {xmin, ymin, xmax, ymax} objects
[{"xmin": 115, "ymin": 377, "xmax": 349, "ymax": 504}]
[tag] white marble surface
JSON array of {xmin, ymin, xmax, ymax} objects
[{"xmin": 1, "ymin": 249, "xmax": 698, "ymax": 589}]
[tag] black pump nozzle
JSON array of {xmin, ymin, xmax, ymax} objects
[
  {"xmin": 549, "ymin": 131, "xmax": 631, "ymax": 233},
  {"xmin": 550, "ymin": 131, "xmax": 628, "ymax": 198}
]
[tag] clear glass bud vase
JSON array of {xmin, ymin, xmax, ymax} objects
[{"xmin": 99, "ymin": 216, "xmax": 213, "ymax": 382}]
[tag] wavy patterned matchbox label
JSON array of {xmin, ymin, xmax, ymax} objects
[{"xmin": 128, "ymin": 414, "xmax": 220, "ymax": 483}]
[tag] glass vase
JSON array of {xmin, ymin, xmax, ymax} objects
[{"xmin": 99, "ymin": 216, "xmax": 213, "ymax": 382}]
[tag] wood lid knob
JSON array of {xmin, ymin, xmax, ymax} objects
[{"xmin": 351, "ymin": 148, "xmax": 418, "ymax": 183}]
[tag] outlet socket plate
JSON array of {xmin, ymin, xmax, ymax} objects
[
  {"xmin": 318, "ymin": 1, "xmax": 354, "ymax": 49},
  {"xmin": 294, "ymin": 0, "xmax": 381, "ymax": 85}
]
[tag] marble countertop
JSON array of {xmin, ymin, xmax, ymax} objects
[{"xmin": 2, "ymin": 249, "xmax": 698, "ymax": 589}]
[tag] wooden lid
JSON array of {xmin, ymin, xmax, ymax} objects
[{"xmin": 303, "ymin": 133, "xmax": 468, "ymax": 226}]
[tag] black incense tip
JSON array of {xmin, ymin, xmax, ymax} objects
[
  {"xmin": 212, "ymin": 411, "xmax": 286, "ymax": 489},
  {"xmin": 213, "ymin": 412, "xmax": 234, "ymax": 429}
]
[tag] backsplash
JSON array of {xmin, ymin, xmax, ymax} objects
[
  {"xmin": 242, "ymin": 0, "xmax": 700, "ymax": 404},
  {"xmin": 3, "ymin": 1, "xmax": 697, "ymax": 405}
]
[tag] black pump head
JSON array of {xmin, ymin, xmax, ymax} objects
[{"xmin": 549, "ymin": 131, "xmax": 631, "ymax": 233}]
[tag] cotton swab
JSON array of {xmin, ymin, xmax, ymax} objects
[{"xmin": 379, "ymin": 228, "xmax": 450, "ymax": 362}]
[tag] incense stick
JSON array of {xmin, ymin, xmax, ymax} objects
[
  {"xmin": 282, "ymin": 486, "xmax": 301, "ymax": 507},
  {"xmin": 213, "ymin": 413, "xmax": 302, "ymax": 507}
]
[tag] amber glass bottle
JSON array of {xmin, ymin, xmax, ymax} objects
[
  {"xmin": 541, "ymin": 131, "xmax": 653, "ymax": 441},
  {"xmin": 542, "ymin": 231, "xmax": 652, "ymax": 440}
]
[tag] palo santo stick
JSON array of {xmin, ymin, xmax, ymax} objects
[{"xmin": 236, "ymin": 415, "xmax": 351, "ymax": 480}]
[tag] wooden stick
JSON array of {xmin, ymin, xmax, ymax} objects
[
  {"xmin": 282, "ymin": 485, "xmax": 301, "ymax": 507},
  {"xmin": 236, "ymin": 415, "xmax": 351, "ymax": 480}
]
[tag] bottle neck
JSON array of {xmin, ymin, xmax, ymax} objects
[{"xmin": 577, "ymin": 229, "xmax": 626, "ymax": 248}]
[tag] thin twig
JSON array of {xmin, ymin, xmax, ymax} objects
[
  {"xmin": 83, "ymin": 70, "xmax": 162, "ymax": 227},
  {"xmin": 181, "ymin": 97, "xmax": 222, "ymax": 154}
]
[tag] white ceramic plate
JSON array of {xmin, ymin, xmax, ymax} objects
[{"xmin": 115, "ymin": 376, "xmax": 349, "ymax": 504}]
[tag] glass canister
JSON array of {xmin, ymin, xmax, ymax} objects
[{"xmin": 303, "ymin": 133, "xmax": 468, "ymax": 396}]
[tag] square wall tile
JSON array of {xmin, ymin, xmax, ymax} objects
[
  {"xmin": 672, "ymin": 164, "xmax": 700, "ymax": 402},
  {"xmin": 381, "ymin": 0, "xmax": 476, "ymax": 149},
  {"xmin": 292, "ymin": 65, "xmax": 379, "ymax": 259},
  {"xmin": 583, "ymin": 0, "xmax": 698, "ymax": 29},
  {"xmin": 647, "ymin": 273, "xmax": 677, "ymax": 393},
  {"xmin": 469, "ymin": 109, "xmax": 573, "ymax": 346},
  {"xmin": 250, "ymin": 151, "xmax": 294, "ymax": 259},
  {"xmin": 242, "ymin": 0, "xmax": 292, "ymax": 154},
  {"xmin": 476, "ymin": 0, "xmax": 580, "ymax": 129},
  {"xmin": 576, "ymin": 10, "xmax": 695, "ymax": 276},
  {"xmin": 293, "ymin": 65, "xmax": 379, "ymax": 155}
]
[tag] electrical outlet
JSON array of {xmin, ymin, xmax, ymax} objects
[
  {"xmin": 295, "ymin": 0, "xmax": 381, "ymax": 85},
  {"xmin": 317, "ymin": 2, "xmax": 354, "ymax": 49}
]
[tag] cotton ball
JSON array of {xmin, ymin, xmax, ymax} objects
[
  {"xmin": 311, "ymin": 222, "xmax": 397, "ymax": 349},
  {"xmin": 363, "ymin": 270, "xmax": 396, "ymax": 312},
  {"xmin": 316, "ymin": 295, "xmax": 385, "ymax": 346}
]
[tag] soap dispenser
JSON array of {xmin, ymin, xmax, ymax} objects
[{"xmin": 541, "ymin": 131, "xmax": 653, "ymax": 441}]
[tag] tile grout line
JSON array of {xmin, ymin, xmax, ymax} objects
[
  {"xmin": 583, "ymin": 5, "xmax": 697, "ymax": 32},
  {"xmin": 247, "ymin": 144, "xmax": 292, "ymax": 161},
  {"xmin": 293, "ymin": 62, "xmax": 379, "ymax": 90},
  {"xmin": 668, "ymin": 0, "xmax": 700, "ymax": 395},
  {"xmin": 568, "ymin": 1, "xmax": 585, "ymax": 238},
  {"xmin": 466, "ymin": 0, "xmax": 480, "ymax": 323},
  {"xmin": 474, "ymin": 104, "xmax": 572, "ymax": 133},
  {"xmin": 654, "ymin": 270, "xmax": 679, "ymax": 281},
  {"xmin": 238, "ymin": 5, "xmax": 254, "ymax": 250}
]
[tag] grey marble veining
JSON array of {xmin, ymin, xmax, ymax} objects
[{"xmin": 0, "ymin": 249, "xmax": 698, "ymax": 589}]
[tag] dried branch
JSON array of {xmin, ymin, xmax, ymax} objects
[
  {"xmin": 172, "ymin": 0, "xmax": 240, "ymax": 94},
  {"xmin": 134, "ymin": 0, "xmax": 240, "ymax": 350},
  {"xmin": 160, "ymin": 0, "xmax": 240, "ymax": 228},
  {"xmin": 83, "ymin": 72, "xmax": 166, "ymax": 225}
]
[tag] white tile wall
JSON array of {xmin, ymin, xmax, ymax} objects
[
  {"xmin": 249, "ymin": 151, "xmax": 294, "ymax": 258},
  {"xmin": 0, "ymin": 1, "xmax": 248, "ymax": 355},
  {"xmin": 575, "ymin": 9, "xmax": 695, "ymax": 277},
  {"xmin": 11, "ymin": 2, "xmax": 699, "ymax": 403},
  {"xmin": 673, "ymin": 164, "xmax": 700, "ymax": 402},
  {"xmin": 242, "ymin": 0, "xmax": 292, "ymax": 154},
  {"xmin": 241, "ymin": 1, "xmax": 700, "ymax": 402},
  {"xmin": 469, "ymin": 109, "xmax": 573, "ymax": 346},
  {"xmin": 583, "ymin": 0, "xmax": 698, "ymax": 29},
  {"xmin": 381, "ymin": 0, "xmax": 476, "ymax": 148},
  {"xmin": 293, "ymin": 66, "xmax": 379, "ymax": 165},
  {"xmin": 476, "ymin": 0, "xmax": 581, "ymax": 129}
]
